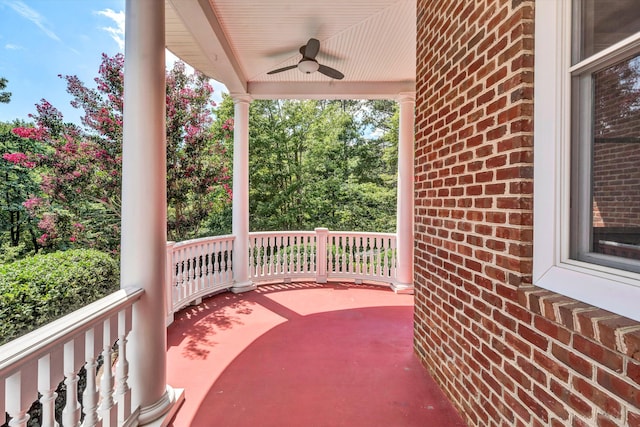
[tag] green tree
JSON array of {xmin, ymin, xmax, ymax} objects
[
  {"xmin": 8, "ymin": 54, "xmax": 232, "ymax": 253},
  {"xmin": 0, "ymin": 77, "xmax": 11, "ymax": 104},
  {"xmin": 213, "ymin": 97, "xmax": 399, "ymax": 233},
  {"xmin": 0, "ymin": 121, "xmax": 43, "ymax": 259}
]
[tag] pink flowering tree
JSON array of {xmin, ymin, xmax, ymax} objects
[
  {"xmin": 9, "ymin": 53, "xmax": 232, "ymax": 253},
  {"xmin": 165, "ymin": 61, "xmax": 231, "ymax": 240}
]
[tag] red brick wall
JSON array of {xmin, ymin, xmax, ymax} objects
[{"xmin": 413, "ymin": 1, "xmax": 640, "ymax": 426}]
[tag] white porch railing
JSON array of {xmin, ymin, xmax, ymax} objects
[
  {"xmin": 166, "ymin": 235, "xmax": 235, "ymax": 319},
  {"xmin": 249, "ymin": 230, "xmax": 319, "ymax": 282},
  {"xmin": 249, "ymin": 229, "xmax": 397, "ymax": 284},
  {"xmin": 0, "ymin": 287, "xmax": 143, "ymax": 427},
  {"xmin": 164, "ymin": 229, "xmax": 397, "ymax": 322},
  {"xmin": 325, "ymin": 230, "xmax": 397, "ymax": 282}
]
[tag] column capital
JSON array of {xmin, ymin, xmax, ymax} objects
[
  {"xmin": 397, "ymin": 91, "xmax": 416, "ymax": 104},
  {"xmin": 231, "ymin": 93, "xmax": 253, "ymax": 104}
]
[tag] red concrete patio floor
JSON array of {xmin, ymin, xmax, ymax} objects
[{"xmin": 166, "ymin": 282, "xmax": 468, "ymax": 427}]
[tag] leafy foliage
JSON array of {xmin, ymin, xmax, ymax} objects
[
  {"xmin": 0, "ymin": 77, "xmax": 10, "ymax": 104},
  {"xmin": 0, "ymin": 249, "xmax": 119, "ymax": 344},
  {"xmin": 4, "ymin": 53, "xmax": 231, "ymax": 252},
  {"xmin": 213, "ymin": 96, "xmax": 399, "ymax": 233},
  {"xmin": 0, "ymin": 120, "xmax": 43, "ymax": 258}
]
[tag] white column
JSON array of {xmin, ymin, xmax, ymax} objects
[
  {"xmin": 121, "ymin": 0, "xmax": 180, "ymax": 424},
  {"xmin": 393, "ymin": 92, "xmax": 416, "ymax": 294},
  {"xmin": 231, "ymin": 95, "xmax": 256, "ymax": 293}
]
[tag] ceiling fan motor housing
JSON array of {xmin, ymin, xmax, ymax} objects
[{"xmin": 298, "ymin": 59, "xmax": 319, "ymax": 74}]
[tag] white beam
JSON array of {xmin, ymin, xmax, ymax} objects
[
  {"xmin": 166, "ymin": 0, "xmax": 247, "ymax": 94},
  {"xmin": 247, "ymin": 81, "xmax": 416, "ymax": 100}
]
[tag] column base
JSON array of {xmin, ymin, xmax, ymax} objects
[
  {"xmin": 231, "ymin": 280, "xmax": 257, "ymax": 294},
  {"xmin": 138, "ymin": 386, "xmax": 184, "ymax": 427},
  {"xmin": 391, "ymin": 282, "xmax": 414, "ymax": 295}
]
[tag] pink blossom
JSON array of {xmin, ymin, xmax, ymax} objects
[
  {"xmin": 3, "ymin": 152, "xmax": 28, "ymax": 164},
  {"xmin": 23, "ymin": 197, "xmax": 42, "ymax": 210},
  {"xmin": 2, "ymin": 152, "xmax": 36, "ymax": 168},
  {"xmin": 69, "ymin": 236, "xmax": 76, "ymax": 242},
  {"xmin": 37, "ymin": 233, "xmax": 48, "ymax": 245},
  {"xmin": 222, "ymin": 118, "xmax": 234, "ymax": 131}
]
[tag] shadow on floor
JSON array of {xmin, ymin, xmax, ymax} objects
[{"xmin": 166, "ymin": 282, "xmax": 467, "ymax": 427}]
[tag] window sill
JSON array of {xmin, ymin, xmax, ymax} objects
[
  {"xmin": 518, "ymin": 281, "xmax": 640, "ymax": 361},
  {"xmin": 533, "ymin": 263, "xmax": 640, "ymax": 323}
]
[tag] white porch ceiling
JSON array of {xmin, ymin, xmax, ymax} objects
[{"xmin": 165, "ymin": 0, "xmax": 416, "ymax": 99}]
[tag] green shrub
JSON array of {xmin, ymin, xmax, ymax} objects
[{"xmin": 0, "ymin": 249, "xmax": 120, "ymax": 345}]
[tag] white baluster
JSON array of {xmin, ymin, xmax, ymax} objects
[
  {"xmin": 63, "ymin": 338, "xmax": 83, "ymax": 427},
  {"xmin": 205, "ymin": 241, "xmax": 212, "ymax": 289},
  {"xmin": 311, "ymin": 234, "xmax": 316, "ymax": 275},
  {"xmin": 260, "ymin": 236, "xmax": 271, "ymax": 277},
  {"xmin": 358, "ymin": 236, "xmax": 363, "ymax": 276},
  {"xmin": 165, "ymin": 241, "xmax": 176, "ymax": 325},
  {"xmin": 375, "ymin": 237, "xmax": 382, "ymax": 278},
  {"xmin": 225, "ymin": 238, "xmax": 232, "ymax": 283},
  {"xmin": 82, "ymin": 327, "xmax": 101, "ymax": 426},
  {"xmin": 296, "ymin": 236, "xmax": 304, "ymax": 273},
  {"xmin": 247, "ymin": 237, "xmax": 252, "ymax": 279},
  {"xmin": 271, "ymin": 236, "xmax": 277, "ymax": 276},
  {"xmin": 196, "ymin": 244, "xmax": 203, "ymax": 294},
  {"xmin": 0, "ymin": 372, "xmax": 5, "ymax": 426},
  {"xmin": 302, "ymin": 235, "xmax": 309, "ymax": 275},
  {"xmin": 98, "ymin": 318, "xmax": 117, "ymax": 427},
  {"xmin": 6, "ymin": 368, "xmax": 35, "ymax": 427},
  {"xmin": 116, "ymin": 308, "xmax": 132, "ymax": 425},
  {"xmin": 281, "ymin": 235, "xmax": 286, "ymax": 275},
  {"xmin": 186, "ymin": 245, "xmax": 193, "ymax": 298},
  {"xmin": 391, "ymin": 236, "xmax": 398, "ymax": 278},
  {"xmin": 175, "ymin": 249, "xmax": 183, "ymax": 305},
  {"xmin": 180, "ymin": 249, "xmax": 187, "ymax": 304},
  {"xmin": 37, "ymin": 350, "xmax": 62, "ymax": 427}
]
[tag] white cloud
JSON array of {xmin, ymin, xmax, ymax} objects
[
  {"xmin": 5, "ymin": 43, "xmax": 22, "ymax": 50},
  {"xmin": 95, "ymin": 8, "xmax": 125, "ymax": 50},
  {"xmin": 5, "ymin": 0, "xmax": 60, "ymax": 41}
]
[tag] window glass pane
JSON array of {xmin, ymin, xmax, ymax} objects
[
  {"xmin": 591, "ymin": 54, "xmax": 640, "ymax": 264},
  {"xmin": 575, "ymin": 0, "xmax": 640, "ymax": 62}
]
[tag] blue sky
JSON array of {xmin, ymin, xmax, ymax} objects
[{"xmin": 0, "ymin": 0, "xmax": 227, "ymax": 125}]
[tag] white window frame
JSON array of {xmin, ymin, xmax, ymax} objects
[{"xmin": 533, "ymin": 0, "xmax": 640, "ymax": 322}]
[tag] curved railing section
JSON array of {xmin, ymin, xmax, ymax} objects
[
  {"xmin": 166, "ymin": 229, "xmax": 398, "ymax": 320},
  {"xmin": 0, "ymin": 287, "xmax": 143, "ymax": 427},
  {"xmin": 166, "ymin": 235, "xmax": 235, "ymax": 319}
]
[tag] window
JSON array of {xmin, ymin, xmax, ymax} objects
[
  {"xmin": 533, "ymin": 0, "xmax": 640, "ymax": 322},
  {"xmin": 570, "ymin": 0, "xmax": 640, "ymax": 273}
]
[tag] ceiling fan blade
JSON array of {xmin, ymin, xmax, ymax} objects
[
  {"xmin": 267, "ymin": 64, "xmax": 298, "ymax": 75},
  {"xmin": 318, "ymin": 64, "xmax": 344, "ymax": 80},
  {"xmin": 304, "ymin": 38, "xmax": 320, "ymax": 59}
]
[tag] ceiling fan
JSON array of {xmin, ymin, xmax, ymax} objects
[{"xmin": 267, "ymin": 38, "xmax": 344, "ymax": 80}]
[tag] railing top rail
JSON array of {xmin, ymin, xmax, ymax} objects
[
  {"xmin": 172, "ymin": 234, "xmax": 235, "ymax": 250},
  {"xmin": 249, "ymin": 231, "xmax": 317, "ymax": 238},
  {"xmin": 0, "ymin": 287, "xmax": 143, "ymax": 376},
  {"xmin": 327, "ymin": 231, "xmax": 396, "ymax": 238}
]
